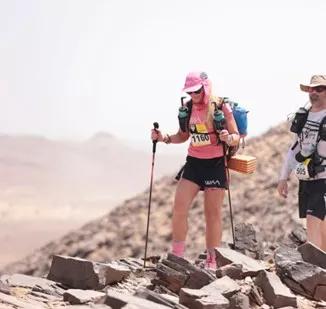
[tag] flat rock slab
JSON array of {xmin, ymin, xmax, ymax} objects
[
  {"xmin": 215, "ymin": 248, "xmax": 266, "ymax": 277},
  {"xmin": 64, "ymin": 305, "xmax": 112, "ymax": 309},
  {"xmin": 63, "ymin": 289, "xmax": 106, "ymax": 304},
  {"xmin": 0, "ymin": 273, "xmax": 64, "ymax": 296},
  {"xmin": 0, "ymin": 291, "xmax": 45, "ymax": 309},
  {"xmin": 275, "ymin": 246, "xmax": 326, "ymax": 301},
  {"xmin": 201, "ymin": 276, "xmax": 240, "ymax": 298},
  {"xmin": 193, "ymin": 295, "xmax": 230, "ymax": 309},
  {"xmin": 105, "ymin": 290, "xmax": 171, "ymax": 309},
  {"xmin": 314, "ymin": 285, "xmax": 326, "ymax": 301},
  {"xmin": 155, "ymin": 262, "xmax": 188, "ymax": 293},
  {"xmin": 47, "ymin": 255, "xmax": 130, "ymax": 290},
  {"xmin": 135, "ymin": 288, "xmax": 187, "ymax": 308},
  {"xmin": 155, "ymin": 254, "xmax": 215, "ymax": 293},
  {"xmin": 179, "ymin": 287, "xmax": 229, "ymax": 309},
  {"xmin": 216, "ymin": 263, "xmax": 243, "ymax": 280},
  {"xmin": 298, "ymin": 242, "xmax": 326, "ymax": 269},
  {"xmin": 255, "ymin": 271, "xmax": 297, "ymax": 308}
]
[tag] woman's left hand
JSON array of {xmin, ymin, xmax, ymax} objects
[{"xmin": 219, "ymin": 129, "xmax": 229, "ymax": 142}]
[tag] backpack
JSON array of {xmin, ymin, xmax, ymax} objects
[
  {"xmin": 178, "ymin": 96, "xmax": 249, "ymax": 156},
  {"xmin": 290, "ymin": 106, "xmax": 326, "ymax": 149},
  {"xmin": 290, "ymin": 106, "xmax": 326, "ymax": 177},
  {"xmin": 211, "ymin": 96, "xmax": 248, "ymax": 146}
]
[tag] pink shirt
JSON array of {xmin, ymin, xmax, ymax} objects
[{"xmin": 187, "ymin": 103, "xmax": 233, "ymax": 159}]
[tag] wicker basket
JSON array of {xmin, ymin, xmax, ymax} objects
[{"xmin": 228, "ymin": 154, "xmax": 257, "ymax": 174}]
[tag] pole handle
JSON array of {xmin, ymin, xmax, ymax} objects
[
  {"xmin": 152, "ymin": 122, "xmax": 159, "ymax": 153},
  {"xmin": 181, "ymin": 96, "xmax": 186, "ymax": 107}
]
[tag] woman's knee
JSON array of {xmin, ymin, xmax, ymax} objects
[
  {"xmin": 173, "ymin": 194, "xmax": 190, "ymax": 215},
  {"xmin": 173, "ymin": 203, "xmax": 189, "ymax": 217}
]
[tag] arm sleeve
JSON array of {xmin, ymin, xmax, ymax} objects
[{"xmin": 279, "ymin": 137, "xmax": 299, "ymax": 180}]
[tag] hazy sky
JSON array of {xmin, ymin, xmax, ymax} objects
[{"xmin": 0, "ymin": 0, "xmax": 325, "ymax": 145}]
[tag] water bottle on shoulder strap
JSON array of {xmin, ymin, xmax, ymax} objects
[
  {"xmin": 178, "ymin": 97, "xmax": 191, "ymax": 132},
  {"xmin": 290, "ymin": 106, "xmax": 309, "ymax": 134},
  {"xmin": 212, "ymin": 102, "xmax": 225, "ymax": 132}
]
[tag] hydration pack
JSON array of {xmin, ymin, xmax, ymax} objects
[
  {"xmin": 290, "ymin": 106, "xmax": 310, "ymax": 135},
  {"xmin": 221, "ymin": 97, "xmax": 248, "ymax": 142},
  {"xmin": 290, "ymin": 106, "xmax": 326, "ymax": 178},
  {"xmin": 178, "ymin": 95, "xmax": 249, "ymax": 156},
  {"xmin": 211, "ymin": 96, "xmax": 248, "ymax": 157},
  {"xmin": 290, "ymin": 106, "xmax": 326, "ymax": 144}
]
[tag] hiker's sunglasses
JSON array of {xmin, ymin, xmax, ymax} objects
[
  {"xmin": 187, "ymin": 87, "xmax": 203, "ymax": 95},
  {"xmin": 309, "ymin": 86, "xmax": 326, "ymax": 93}
]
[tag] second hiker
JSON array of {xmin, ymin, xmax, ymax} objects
[{"xmin": 277, "ymin": 75, "xmax": 326, "ymax": 251}]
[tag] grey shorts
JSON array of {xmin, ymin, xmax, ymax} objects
[{"xmin": 298, "ymin": 179, "xmax": 326, "ymax": 220}]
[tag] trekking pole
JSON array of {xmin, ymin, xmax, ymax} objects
[
  {"xmin": 213, "ymin": 99, "xmax": 236, "ymax": 248},
  {"xmin": 143, "ymin": 122, "xmax": 159, "ymax": 268},
  {"xmin": 223, "ymin": 143, "xmax": 236, "ymax": 248}
]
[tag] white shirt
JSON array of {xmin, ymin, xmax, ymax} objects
[{"xmin": 280, "ymin": 109, "xmax": 326, "ymax": 180}]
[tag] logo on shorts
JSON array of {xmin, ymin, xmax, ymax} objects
[
  {"xmin": 324, "ymin": 193, "xmax": 326, "ymax": 210},
  {"xmin": 205, "ymin": 180, "xmax": 221, "ymax": 186}
]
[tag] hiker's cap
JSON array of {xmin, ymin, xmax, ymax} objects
[
  {"xmin": 183, "ymin": 71, "xmax": 208, "ymax": 93},
  {"xmin": 300, "ymin": 75, "xmax": 326, "ymax": 92}
]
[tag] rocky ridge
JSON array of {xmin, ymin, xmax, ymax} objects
[
  {"xmin": 0, "ymin": 223, "xmax": 326, "ymax": 308},
  {"xmin": 1, "ymin": 122, "xmax": 326, "ymax": 308}
]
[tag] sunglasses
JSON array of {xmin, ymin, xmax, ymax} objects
[
  {"xmin": 309, "ymin": 86, "xmax": 326, "ymax": 93},
  {"xmin": 187, "ymin": 87, "xmax": 203, "ymax": 95}
]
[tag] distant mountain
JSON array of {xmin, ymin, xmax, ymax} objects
[
  {"xmin": 2, "ymin": 121, "xmax": 305, "ymax": 276},
  {"xmin": 0, "ymin": 132, "xmax": 182, "ymax": 200},
  {"xmin": 0, "ymin": 133, "xmax": 183, "ymax": 266}
]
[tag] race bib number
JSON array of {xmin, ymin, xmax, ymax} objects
[
  {"xmin": 191, "ymin": 133, "xmax": 211, "ymax": 146},
  {"xmin": 190, "ymin": 123, "xmax": 211, "ymax": 146},
  {"xmin": 294, "ymin": 159, "xmax": 312, "ymax": 180}
]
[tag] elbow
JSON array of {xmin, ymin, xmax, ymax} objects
[{"xmin": 178, "ymin": 132, "xmax": 189, "ymax": 143}]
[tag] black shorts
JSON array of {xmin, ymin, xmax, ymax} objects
[
  {"xmin": 175, "ymin": 156, "xmax": 227, "ymax": 190},
  {"xmin": 298, "ymin": 179, "xmax": 326, "ymax": 220}
]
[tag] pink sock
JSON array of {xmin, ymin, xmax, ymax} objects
[
  {"xmin": 206, "ymin": 248, "xmax": 216, "ymax": 263},
  {"xmin": 171, "ymin": 240, "xmax": 185, "ymax": 257}
]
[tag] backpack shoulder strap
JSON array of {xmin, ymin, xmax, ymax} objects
[
  {"xmin": 185, "ymin": 100, "xmax": 193, "ymax": 131},
  {"xmin": 318, "ymin": 114, "xmax": 326, "ymax": 141},
  {"xmin": 292, "ymin": 106, "xmax": 310, "ymax": 137}
]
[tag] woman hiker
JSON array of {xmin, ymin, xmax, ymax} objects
[{"xmin": 151, "ymin": 71, "xmax": 240, "ymax": 269}]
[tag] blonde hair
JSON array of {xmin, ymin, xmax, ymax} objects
[{"xmin": 205, "ymin": 95, "xmax": 223, "ymax": 129}]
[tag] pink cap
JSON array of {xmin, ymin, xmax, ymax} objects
[{"xmin": 182, "ymin": 71, "xmax": 212, "ymax": 103}]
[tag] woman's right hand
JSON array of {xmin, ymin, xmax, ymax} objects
[{"xmin": 151, "ymin": 129, "xmax": 164, "ymax": 142}]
